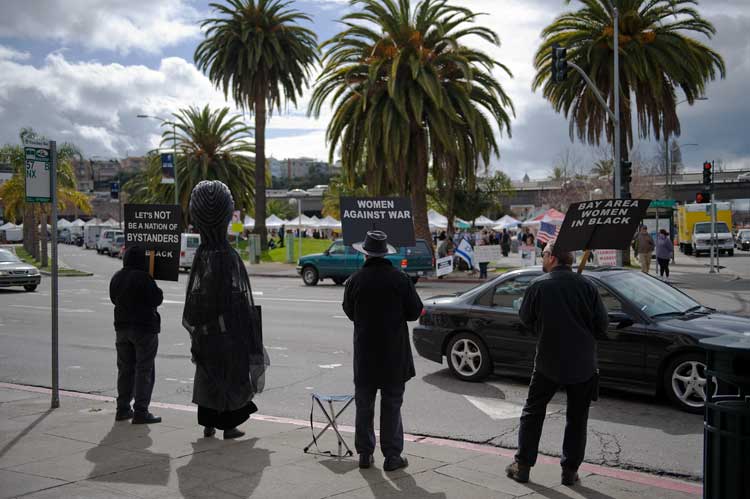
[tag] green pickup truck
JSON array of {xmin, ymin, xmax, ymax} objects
[{"xmin": 296, "ymin": 238, "xmax": 434, "ymax": 286}]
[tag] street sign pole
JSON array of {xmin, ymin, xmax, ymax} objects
[{"xmin": 50, "ymin": 141, "xmax": 59, "ymax": 408}]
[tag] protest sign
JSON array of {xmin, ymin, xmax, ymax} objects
[
  {"xmin": 161, "ymin": 153, "xmax": 175, "ymax": 184},
  {"xmin": 474, "ymin": 245, "xmax": 502, "ymax": 263},
  {"xmin": 554, "ymin": 199, "xmax": 650, "ymax": 254},
  {"xmin": 340, "ymin": 197, "xmax": 415, "ymax": 247},
  {"xmin": 124, "ymin": 204, "xmax": 181, "ymax": 281},
  {"xmin": 436, "ymin": 256, "xmax": 453, "ymax": 277},
  {"xmin": 520, "ymin": 244, "xmax": 536, "ymax": 267},
  {"xmin": 595, "ymin": 249, "xmax": 618, "ymax": 266}
]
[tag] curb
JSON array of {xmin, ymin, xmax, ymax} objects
[{"xmin": 0, "ymin": 381, "xmax": 702, "ymax": 496}]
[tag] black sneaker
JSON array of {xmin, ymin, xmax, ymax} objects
[
  {"xmin": 561, "ymin": 467, "xmax": 580, "ymax": 486},
  {"xmin": 223, "ymin": 427, "xmax": 245, "ymax": 440},
  {"xmin": 115, "ymin": 409, "xmax": 133, "ymax": 421},
  {"xmin": 132, "ymin": 412, "xmax": 162, "ymax": 424},
  {"xmin": 359, "ymin": 454, "xmax": 374, "ymax": 469},
  {"xmin": 505, "ymin": 461, "xmax": 530, "ymax": 483},
  {"xmin": 383, "ymin": 456, "xmax": 408, "ymax": 472}
]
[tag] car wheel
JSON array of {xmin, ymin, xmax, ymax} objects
[
  {"xmin": 302, "ymin": 266, "xmax": 319, "ymax": 286},
  {"xmin": 24, "ymin": 285, "xmax": 37, "ymax": 292},
  {"xmin": 411, "ymin": 277, "xmax": 419, "ymax": 285},
  {"xmin": 446, "ymin": 332, "xmax": 492, "ymax": 382},
  {"xmin": 664, "ymin": 353, "xmax": 716, "ymax": 414},
  {"xmin": 332, "ymin": 277, "xmax": 345, "ymax": 286}
]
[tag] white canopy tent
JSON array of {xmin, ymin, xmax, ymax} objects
[
  {"xmin": 287, "ymin": 214, "xmax": 315, "ymax": 228},
  {"xmin": 105, "ymin": 218, "xmax": 120, "ymax": 227},
  {"xmin": 57, "ymin": 219, "xmax": 72, "ymax": 228},
  {"xmin": 71, "ymin": 219, "xmax": 86, "ymax": 227},
  {"xmin": 265, "ymin": 214, "xmax": 287, "ymax": 229},
  {"xmin": 318, "ymin": 216, "xmax": 341, "ymax": 229},
  {"xmin": 0, "ymin": 222, "xmax": 16, "ymax": 230},
  {"xmin": 473, "ymin": 215, "xmax": 495, "ymax": 227},
  {"xmin": 427, "ymin": 209, "xmax": 448, "ymax": 230},
  {"xmin": 84, "ymin": 218, "xmax": 102, "ymax": 226},
  {"xmin": 492, "ymin": 215, "xmax": 521, "ymax": 231},
  {"xmin": 243, "ymin": 215, "xmax": 255, "ymax": 229}
]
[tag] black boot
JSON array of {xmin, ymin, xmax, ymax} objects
[
  {"xmin": 203, "ymin": 426, "xmax": 216, "ymax": 438},
  {"xmin": 132, "ymin": 412, "xmax": 162, "ymax": 424},
  {"xmin": 223, "ymin": 427, "xmax": 245, "ymax": 440}
]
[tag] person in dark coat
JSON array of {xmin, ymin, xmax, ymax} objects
[
  {"xmin": 501, "ymin": 229, "xmax": 511, "ymax": 256},
  {"xmin": 343, "ymin": 230, "xmax": 423, "ymax": 472},
  {"xmin": 109, "ymin": 245, "xmax": 163, "ymax": 424},
  {"xmin": 506, "ymin": 240, "xmax": 608, "ymax": 486},
  {"xmin": 182, "ymin": 180, "xmax": 268, "ymax": 440}
]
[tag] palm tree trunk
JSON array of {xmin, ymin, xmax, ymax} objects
[
  {"xmin": 411, "ymin": 127, "xmax": 431, "ymax": 245},
  {"xmin": 253, "ymin": 91, "xmax": 268, "ymax": 251}
]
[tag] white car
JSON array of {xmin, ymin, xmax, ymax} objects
[{"xmin": 737, "ymin": 172, "xmax": 750, "ymax": 182}]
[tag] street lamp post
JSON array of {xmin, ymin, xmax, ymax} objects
[
  {"xmin": 288, "ymin": 189, "xmax": 308, "ymax": 261},
  {"xmin": 137, "ymin": 114, "xmax": 179, "ymax": 207}
]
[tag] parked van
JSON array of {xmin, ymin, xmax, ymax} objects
[
  {"xmin": 180, "ymin": 233, "xmax": 201, "ymax": 270},
  {"xmin": 96, "ymin": 229, "xmax": 124, "ymax": 254},
  {"xmin": 83, "ymin": 224, "xmax": 107, "ymax": 249}
]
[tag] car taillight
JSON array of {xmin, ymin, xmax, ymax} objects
[{"xmin": 400, "ymin": 258, "xmax": 408, "ymax": 268}]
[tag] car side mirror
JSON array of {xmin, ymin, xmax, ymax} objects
[
  {"xmin": 609, "ymin": 311, "xmax": 634, "ymax": 329},
  {"xmin": 323, "ymin": 250, "xmax": 330, "ymax": 256}
]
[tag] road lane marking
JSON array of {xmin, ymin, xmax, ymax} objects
[
  {"xmin": 0, "ymin": 381, "xmax": 704, "ymax": 496},
  {"xmin": 8, "ymin": 305, "xmax": 94, "ymax": 313},
  {"xmin": 318, "ymin": 364, "xmax": 342, "ymax": 369}
]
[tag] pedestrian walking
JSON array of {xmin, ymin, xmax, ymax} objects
[
  {"xmin": 506, "ymin": 240, "xmax": 608, "ymax": 486},
  {"xmin": 343, "ymin": 230, "xmax": 423, "ymax": 471},
  {"xmin": 635, "ymin": 226, "xmax": 655, "ymax": 273},
  {"xmin": 109, "ymin": 245, "xmax": 163, "ymax": 424},
  {"xmin": 477, "ymin": 231, "xmax": 489, "ymax": 279},
  {"xmin": 183, "ymin": 180, "xmax": 268, "ymax": 440},
  {"xmin": 655, "ymin": 229, "xmax": 674, "ymax": 281},
  {"xmin": 501, "ymin": 229, "xmax": 511, "ymax": 257}
]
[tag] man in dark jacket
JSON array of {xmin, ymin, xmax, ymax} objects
[
  {"xmin": 109, "ymin": 246, "xmax": 163, "ymax": 424},
  {"xmin": 506, "ymin": 240, "xmax": 608, "ymax": 486},
  {"xmin": 343, "ymin": 230, "xmax": 423, "ymax": 472}
]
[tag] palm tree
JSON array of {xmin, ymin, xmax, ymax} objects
[
  {"xmin": 310, "ymin": 0, "xmax": 513, "ymax": 243},
  {"xmin": 533, "ymin": 0, "xmax": 725, "ymax": 160},
  {"xmin": 0, "ymin": 132, "xmax": 91, "ymax": 265},
  {"xmin": 125, "ymin": 105, "xmax": 256, "ymax": 228},
  {"xmin": 195, "ymin": 0, "xmax": 319, "ymax": 249},
  {"xmin": 591, "ymin": 159, "xmax": 613, "ymax": 178}
]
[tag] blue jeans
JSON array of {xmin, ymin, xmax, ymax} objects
[{"xmin": 116, "ymin": 330, "xmax": 158, "ymax": 415}]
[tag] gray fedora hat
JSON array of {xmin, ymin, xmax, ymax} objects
[{"xmin": 352, "ymin": 230, "xmax": 397, "ymax": 257}]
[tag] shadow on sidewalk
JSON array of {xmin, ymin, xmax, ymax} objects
[
  {"xmin": 86, "ymin": 424, "xmax": 170, "ymax": 484},
  {"xmin": 358, "ymin": 469, "xmax": 447, "ymax": 498},
  {"xmin": 525, "ymin": 481, "xmax": 616, "ymax": 499},
  {"xmin": 0, "ymin": 408, "xmax": 53, "ymax": 460}
]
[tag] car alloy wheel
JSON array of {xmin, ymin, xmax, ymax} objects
[
  {"xmin": 447, "ymin": 333, "xmax": 491, "ymax": 382},
  {"xmin": 669, "ymin": 359, "xmax": 716, "ymax": 412}
]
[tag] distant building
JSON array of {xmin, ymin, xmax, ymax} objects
[{"xmin": 273, "ymin": 157, "xmax": 330, "ymax": 179}]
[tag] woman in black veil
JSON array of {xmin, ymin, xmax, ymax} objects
[{"xmin": 182, "ymin": 180, "xmax": 268, "ymax": 439}]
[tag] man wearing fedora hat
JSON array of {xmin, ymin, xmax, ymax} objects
[{"xmin": 343, "ymin": 230, "xmax": 423, "ymax": 471}]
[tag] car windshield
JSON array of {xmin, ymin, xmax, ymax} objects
[
  {"xmin": 739, "ymin": 230, "xmax": 750, "ymax": 239},
  {"xmin": 0, "ymin": 250, "xmax": 21, "ymax": 263},
  {"xmin": 598, "ymin": 271, "xmax": 701, "ymax": 318},
  {"xmin": 694, "ymin": 222, "xmax": 729, "ymax": 234}
]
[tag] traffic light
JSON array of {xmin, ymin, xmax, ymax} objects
[
  {"xmin": 110, "ymin": 181, "xmax": 119, "ymax": 200},
  {"xmin": 695, "ymin": 191, "xmax": 710, "ymax": 203},
  {"xmin": 551, "ymin": 44, "xmax": 568, "ymax": 83},
  {"xmin": 620, "ymin": 160, "xmax": 632, "ymax": 187},
  {"xmin": 702, "ymin": 161, "xmax": 713, "ymax": 186}
]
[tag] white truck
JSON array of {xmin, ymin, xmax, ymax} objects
[
  {"xmin": 83, "ymin": 224, "xmax": 107, "ymax": 249},
  {"xmin": 96, "ymin": 229, "xmax": 124, "ymax": 254},
  {"xmin": 691, "ymin": 221, "xmax": 734, "ymax": 257},
  {"xmin": 179, "ymin": 233, "xmax": 201, "ymax": 270}
]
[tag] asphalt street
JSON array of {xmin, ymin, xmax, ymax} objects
[{"xmin": 2, "ymin": 244, "xmax": 748, "ymax": 480}]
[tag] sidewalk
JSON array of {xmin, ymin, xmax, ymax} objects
[{"xmin": 0, "ymin": 383, "xmax": 701, "ymax": 498}]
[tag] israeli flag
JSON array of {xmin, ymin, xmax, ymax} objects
[{"xmin": 455, "ymin": 238, "xmax": 476, "ymax": 269}]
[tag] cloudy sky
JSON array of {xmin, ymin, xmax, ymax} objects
[{"xmin": 0, "ymin": 0, "xmax": 747, "ymax": 180}]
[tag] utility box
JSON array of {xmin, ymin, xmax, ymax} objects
[
  {"xmin": 285, "ymin": 233, "xmax": 295, "ymax": 263},
  {"xmin": 247, "ymin": 234, "xmax": 261, "ymax": 264},
  {"xmin": 700, "ymin": 335, "xmax": 750, "ymax": 499}
]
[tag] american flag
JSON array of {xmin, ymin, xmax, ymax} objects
[{"xmin": 537, "ymin": 221, "xmax": 559, "ymax": 244}]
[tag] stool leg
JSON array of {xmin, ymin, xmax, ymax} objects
[{"xmin": 329, "ymin": 401, "xmax": 342, "ymax": 458}]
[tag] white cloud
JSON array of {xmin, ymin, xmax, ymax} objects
[
  {"xmin": 0, "ymin": 44, "xmax": 30, "ymax": 61},
  {"xmin": 0, "ymin": 0, "xmax": 202, "ymax": 55}
]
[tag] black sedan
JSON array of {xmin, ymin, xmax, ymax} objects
[{"xmin": 413, "ymin": 267, "xmax": 750, "ymax": 413}]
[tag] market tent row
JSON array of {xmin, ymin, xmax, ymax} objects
[{"xmin": 493, "ymin": 215, "xmax": 521, "ymax": 231}]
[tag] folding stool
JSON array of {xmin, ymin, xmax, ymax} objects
[{"xmin": 303, "ymin": 393, "xmax": 354, "ymax": 458}]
